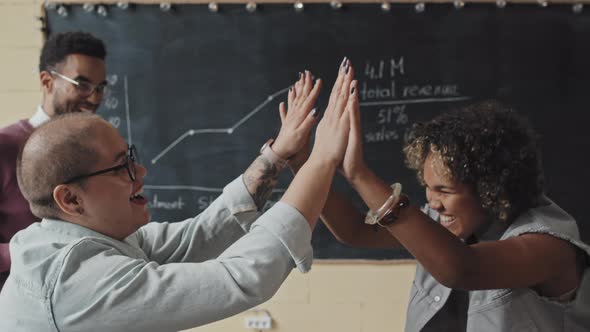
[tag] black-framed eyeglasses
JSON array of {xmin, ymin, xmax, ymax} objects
[
  {"xmin": 64, "ymin": 145, "xmax": 137, "ymax": 184},
  {"xmin": 50, "ymin": 69, "xmax": 109, "ymax": 97}
]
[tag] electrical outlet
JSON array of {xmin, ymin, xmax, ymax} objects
[{"xmin": 244, "ymin": 315, "xmax": 272, "ymax": 330}]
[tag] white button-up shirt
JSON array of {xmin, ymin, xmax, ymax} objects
[{"xmin": 0, "ymin": 176, "xmax": 313, "ymax": 331}]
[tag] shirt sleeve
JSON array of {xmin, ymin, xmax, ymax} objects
[
  {"xmin": 131, "ymin": 175, "xmax": 261, "ymax": 264},
  {"xmin": 51, "ymin": 202, "xmax": 312, "ymax": 332},
  {"xmin": 0, "ymin": 243, "xmax": 10, "ymax": 274},
  {"xmin": 0, "ymin": 139, "xmax": 13, "ymax": 274}
]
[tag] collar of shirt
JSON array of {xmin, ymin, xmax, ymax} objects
[
  {"xmin": 29, "ymin": 105, "xmax": 51, "ymax": 128},
  {"xmin": 41, "ymin": 218, "xmax": 125, "ymax": 242}
]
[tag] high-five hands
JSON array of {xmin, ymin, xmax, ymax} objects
[
  {"xmin": 340, "ymin": 77, "xmax": 367, "ymax": 182},
  {"xmin": 279, "ymin": 58, "xmax": 358, "ymax": 228},
  {"xmin": 308, "ymin": 58, "xmax": 357, "ymax": 169},
  {"xmin": 272, "ymin": 70, "xmax": 322, "ymax": 160}
]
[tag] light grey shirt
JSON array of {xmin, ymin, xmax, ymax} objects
[
  {"xmin": 405, "ymin": 197, "xmax": 590, "ymax": 332},
  {"xmin": 0, "ymin": 176, "xmax": 313, "ymax": 332}
]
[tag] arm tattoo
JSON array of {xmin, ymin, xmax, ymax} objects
[{"xmin": 243, "ymin": 155, "xmax": 281, "ymax": 210}]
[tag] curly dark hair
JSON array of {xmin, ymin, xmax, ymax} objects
[
  {"xmin": 403, "ymin": 101, "xmax": 544, "ymax": 223},
  {"xmin": 39, "ymin": 31, "xmax": 106, "ymax": 72}
]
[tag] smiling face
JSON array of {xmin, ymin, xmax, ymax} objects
[
  {"xmin": 46, "ymin": 54, "xmax": 106, "ymax": 116},
  {"xmin": 423, "ymin": 152, "xmax": 489, "ymax": 239},
  {"xmin": 74, "ymin": 121, "xmax": 150, "ymax": 240}
]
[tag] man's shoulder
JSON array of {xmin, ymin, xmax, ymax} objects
[
  {"xmin": 13, "ymin": 221, "xmax": 120, "ymax": 252},
  {"xmin": 0, "ymin": 120, "xmax": 33, "ymax": 153},
  {"xmin": 10, "ymin": 222, "xmax": 63, "ymax": 258},
  {"xmin": 10, "ymin": 222, "xmax": 125, "ymax": 279},
  {"xmin": 8, "ymin": 223, "xmax": 70, "ymax": 292},
  {"xmin": 0, "ymin": 119, "xmax": 33, "ymax": 136}
]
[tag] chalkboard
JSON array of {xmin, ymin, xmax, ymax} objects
[{"xmin": 46, "ymin": 3, "xmax": 590, "ymax": 260}]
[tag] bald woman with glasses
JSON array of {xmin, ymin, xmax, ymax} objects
[{"xmin": 0, "ymin": 60, "xmax": 358, "ymax": 332}]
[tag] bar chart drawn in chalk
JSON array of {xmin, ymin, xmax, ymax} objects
[{"xmin": 100, "ymin": 74, "xmax": 470, "ymax": 193}]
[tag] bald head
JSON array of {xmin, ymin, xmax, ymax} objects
[{"xmin": 17, "ymin": 113, "xmax": 106, "ymax": 219}]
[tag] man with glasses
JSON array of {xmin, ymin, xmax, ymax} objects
[
  {"xmin": 0, "ymin": 63, "xmax": 357, "ymax": 331},
  {"xmin": 0, "ymin": 31, "xmax": 107, "ymax": 290}
]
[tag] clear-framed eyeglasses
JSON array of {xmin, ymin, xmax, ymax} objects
[{"xmin": 50, "ymin": 69, "xmax": 109, "ymax": 97}]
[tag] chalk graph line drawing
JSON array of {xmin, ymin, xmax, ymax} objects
[
  {"xmin": 117, "ymin": 75, "xmax": 470, "ymax": 192},
  {"xmin": 358, "ymin": 96, "xmax": 470, "ymax": 107},
  {"xmin": 125, "ymin": 76, "xmax": 132, "ymax": 146},
  {"xmin": 150, "ymin": 86, "xmax": 291, "ymax": 165},
  {"xmin": 150, "ymin": 94, "xmax": 470, "ymax": 165},
  {"xmin": 117, "ymin": 78, "xmax": 293, "ymax": 194}
]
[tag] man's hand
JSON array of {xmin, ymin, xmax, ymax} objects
[{"xmin": 271, "ymin": 70, "xmax": 322, "ymax": 159}]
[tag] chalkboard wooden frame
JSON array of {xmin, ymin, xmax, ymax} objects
[{"xmin": 46, "ymin": 0, "xmax": 590, "ymax": 4}]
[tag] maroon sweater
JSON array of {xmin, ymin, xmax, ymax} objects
[{"xmin": 0, "ymin": 120, "xmax": 38, "ymax": 290}]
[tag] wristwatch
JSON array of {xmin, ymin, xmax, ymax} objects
[
  {"xmin": 377, "ymin": 194, "xmax": 410, "ymax": 227},
  {"xmin": 259, "ymin": 138, "xmax": 288, "ymax": 169}
]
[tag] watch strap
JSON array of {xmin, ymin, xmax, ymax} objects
[{"xmin": 260, "ymin": 138, "xmax": 288, "ymax": 170}]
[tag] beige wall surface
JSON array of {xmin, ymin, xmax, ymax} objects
[
  {"xmin": 0, "ymin": 0, "xmax": 43, "ymax": 126},
  {"xmin": 184, "ymin": 262, "xmax": 416, "ymax": 332},
  {"xmin": 0, "ymin": 1, "xmax": 416, "ymax": 331}
]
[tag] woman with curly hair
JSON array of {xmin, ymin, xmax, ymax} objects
[{"xmin": 308, "ymin": 92, "xmax": 590, "ymax": 331}]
